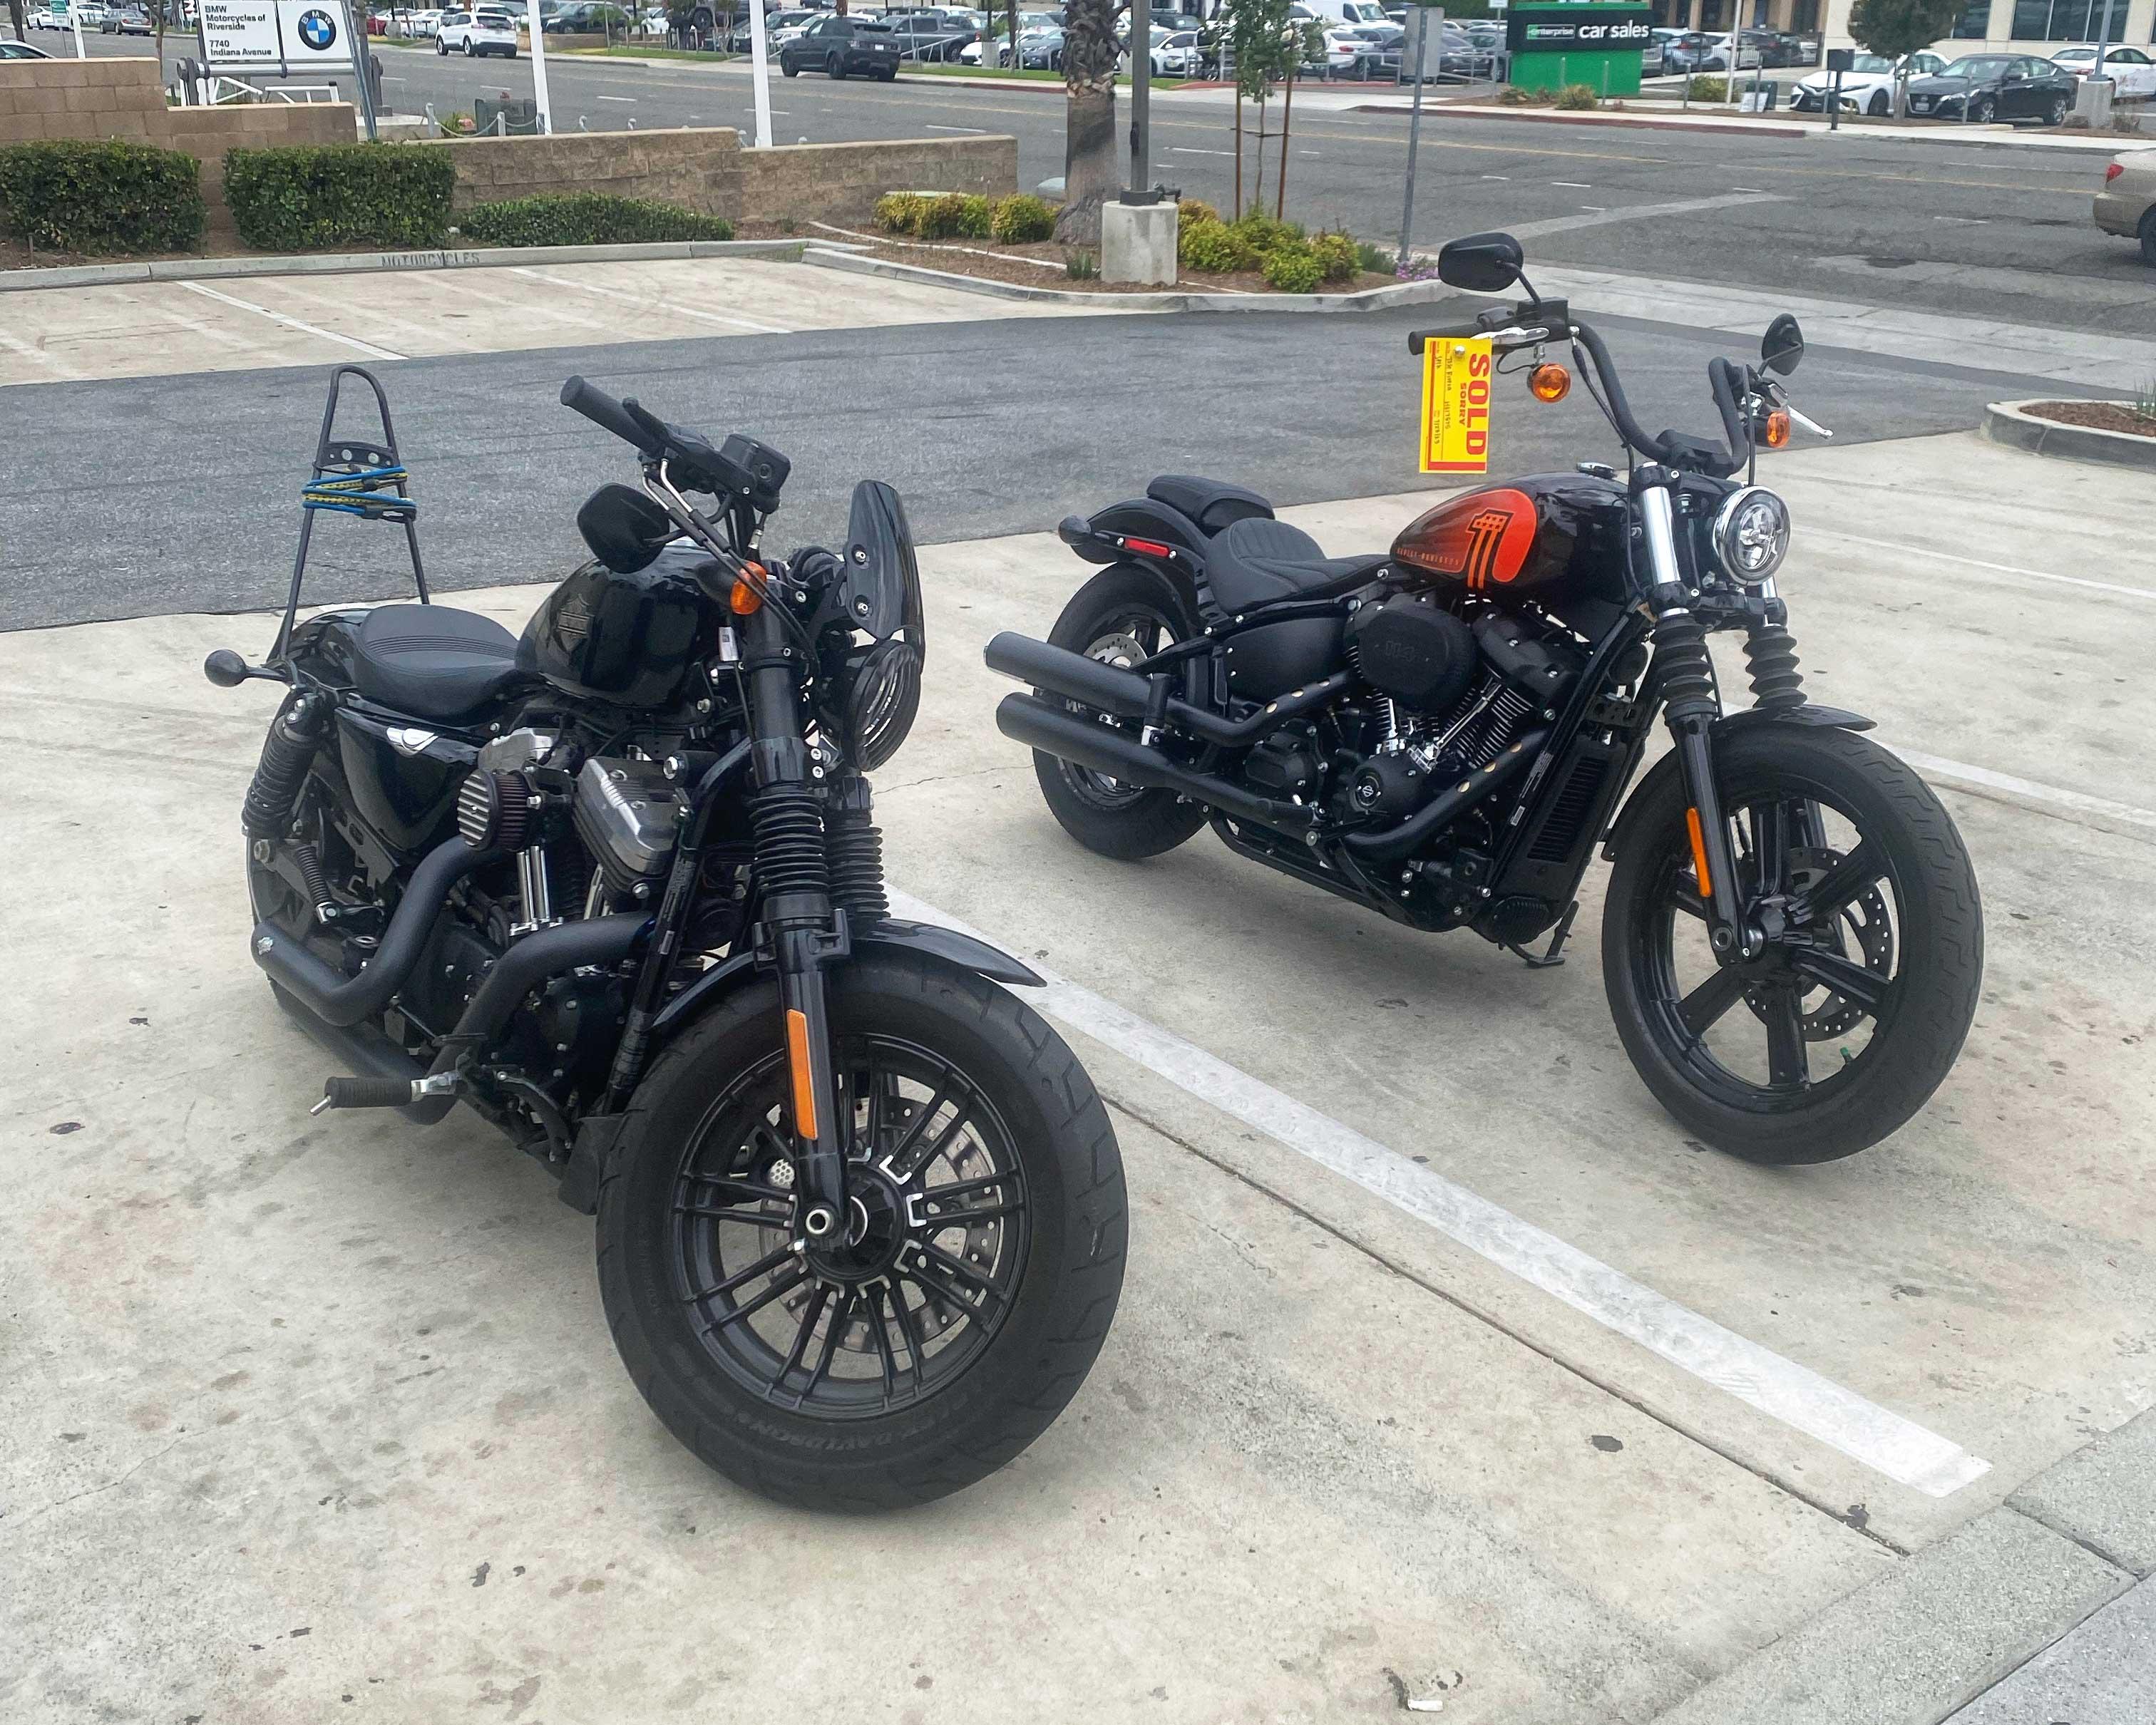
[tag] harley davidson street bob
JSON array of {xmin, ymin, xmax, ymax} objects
[
  {"xmin": 208, "ymin": 377, "xmax": 1126, "ymax": 1509},
  {"xmin": 989, "ymin": 232, "xmax": 1982, "ymax": 1165}
]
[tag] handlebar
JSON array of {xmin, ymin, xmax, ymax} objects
[
  {"xmin": 560, "ymin": 375, "xmax": 664, "ymax": 457},
  {"xmin": 1706, "ymin": 356, "xmax": 1751, "ymax": 463}
]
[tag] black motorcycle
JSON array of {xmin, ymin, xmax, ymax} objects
[
  {"xmin": 989, "ymin": 232, "xmax": 1982, "ymax": 1165},
  {"xmin": 210, "ymin": 377, "xmax": 1125, "ymax": 1510}
]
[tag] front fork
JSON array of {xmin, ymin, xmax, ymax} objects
[{"xmin": 1637, "ymin": 473, "xmax": 1754, "ymax": 960}]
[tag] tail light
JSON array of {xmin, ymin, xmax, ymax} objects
[{"xmin": 2107, "ymin": 161, "xmax": 2125, "ymax": 182}]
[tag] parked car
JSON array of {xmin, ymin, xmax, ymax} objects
[
  {"xmin": 0, "ymin": 36, "xmax": 54, "ymax": 53},
  {"xmin": 1663, "ymin": 31, "xmax": 1760, "ymax": 73},
  {"xmin": 2094, "ymin": 148, "xmax": 2156, "ymax": 264},
  {"xmin": 761, "ymin": 7, "xmax": 818, "ymax": 46},
  {"xmin": 101, "ymin": 5, "xmax": 152, "ymax": 31},
  {"xmin": 404, "ymin": 9, "xmax": 445, "ymax": 36},
  {"xmin": 1639, "ymin": 31, "xmax": 1664, "ymax": 76},
  {"xmin": 779, "ymin": 13, "xmax": 900, "ymax": 76},
  {"xmin": 1904, "ymin": 53, "xmax": 2076, "ymax": 125},
  {"xmin": 1790, "ymin": 50, "xmax": 1944, "ymax": 115},
  {"xmin": 1013, "ymin": 21, "xmax": 1062, "ymax": 66},
  {"xmin": 2051, "ymin": 45, "xmax": 2156, "ymax": 101},
  {"xmin": 71, "ymin": 2, "xmax": 108, "ymax": 25},
  {"xmin": 437, "ymin": 6, "xmax": 518, "ymax": 53}
]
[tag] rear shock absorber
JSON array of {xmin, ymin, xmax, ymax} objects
[
  {"xmin": 242, "ymin": 691, "xmax": 331, "ymax": 840},
  {"xmin": 1741, "ymin": 623, "xmax": 1807, "ymax": 714},
  {"xmin": 825, "ymin": 775, "xmax": 889, "ymax": 927}
]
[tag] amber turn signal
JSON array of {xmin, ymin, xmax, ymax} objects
[
  {"xmin": 1529, "ymin": 362, "xmax": 1571, "ymax": 403},
  {"xmin": 1762, "ymin": 410, "xmax": 1792, "ymax": 450},
  {"xmin": 731, "ymin": 563, "xmax": 766, "ymax": 615}
]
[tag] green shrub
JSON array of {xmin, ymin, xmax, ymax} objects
[
  {"xmin": 1495, "ymin": 84, "xmax": 1539, "ymax": 105},
  {"xmin": 990, "ymin": 191, "xmax": 1055, "ymax": 243},
  {"xmin": 1177, "ymin": 217, "xmax": 1253, "ymax": 272},
  {"xmin": 1554, "ymin": 82, "xmax": 1599, "ymax": 110},
  {"xmin": 953, "ymin": 192, "xmax": 992, "ymax": 238},
  {"xmin": 1308, "ymin": 230, "xmax": 1359, "ymax": 283},
  {"xmin": 1688, "ymin": 75, "xmax": 1729, "ymax": 101},
  {"xmin": 1261, "ymin": 244, "xmax": 1324, "ymax": 293},
  {"xmin": 874, "ymin": 190, "xmax": 927, "ymax": 233},
  {"xmin": 225, "ymin": 143, "xmax": 456, "ymax": 251},
  {"xmin": 0, "ymin": 140, "xmax": 205, "ymax": 254},
  {"xmin": 1228, "ymin": 211, "xmax": 1302, "ymax": 256},
  {"xmin": 1176, "ymin": 196, "xmax": 1219, "ymax": 232},
  {"xmin": 1355, "ymin": 238, "xmax": 1390, "ymax": 274},
  {"xmin": 911, "ymin": 191, "xmax": 970, "ymax": 239},
  {"xmin": 460, "ymin": 193, "xmax": 732, "ymax": 246},
  {"xmin": 1064, "ymin": 249, "xmax": 1099, "ymax": 280}
]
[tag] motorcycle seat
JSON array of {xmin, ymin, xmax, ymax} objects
[
  {"xmin": 1204, "ymin": 517, "xmax": 1389, "ymax": 613},
  {"xmin": 1146, "ymin": 474, "xmax": 1274, "ymax": 536},
  {"xmin": 348, "ymin": 604, "xmax": 527, "ymax": 721}
]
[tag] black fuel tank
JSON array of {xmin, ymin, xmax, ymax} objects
[{"xmin": 518, "ymin": 545, "xmax": 723, "ymax": 709}]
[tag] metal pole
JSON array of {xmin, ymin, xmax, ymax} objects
[
  {"xmin": 1131, "ymin": 3, "xmax": 1149, "ymax": 191},
  {"xmin": 2094, "ymin": 0, "xmax": 2115, "ymax": 78},
  {"xmin": 1395, "ymin": 4, "xmax": 1429, "ymax": 270},
  {"xmin": 746, "ymin": 0, "xmax": 773, "ymax": 147},
  {"xmin": 339, "ymin": 0, "xmax": 378, "ymax": 138},
  {"xmin": 524, "ymin": 0, "xmax": 553, "ymax": 132},
  {"xmin": 69, "ymin": 0, "xmax": 85, "ymax": 57}
]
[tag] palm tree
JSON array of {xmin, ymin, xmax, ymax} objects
[{"xmin": 1053, "ymin": 0, "xmax": 1120, "ymax": 244}]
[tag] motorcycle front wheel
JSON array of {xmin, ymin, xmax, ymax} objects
[
  {"xmin": 1601, "ymin": 725, "xmax": 1982, "ymax": 1164},
  {"xmin": 596, "ymin": 952, "xmax": 1126, "ymax": 1510}
]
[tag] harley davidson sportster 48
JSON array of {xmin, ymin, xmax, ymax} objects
[
  {"xmin": 210, "ymin": 375, "xmax": 1125, "ymax": 1510},
  {"xmin": 990, "ymin": 232, "xmax": 1982, "ymax": 1165}
]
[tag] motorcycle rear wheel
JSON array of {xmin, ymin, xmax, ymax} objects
[
  {"xmin": 596, "ymin": 952, "xmax": 1126, "ymax": 1510},
  {"xmin": 1601, "ymin": 725, "xmax": 1981, "ymax": 1164},
  {"xmin": 1031, "ymin": 563, "xmax": 1208, "ymax": 860}
]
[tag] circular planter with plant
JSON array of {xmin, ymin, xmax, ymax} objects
[{"xmin": 1984, "ymin": 394, "xmax": 2156, "ymax": 471}]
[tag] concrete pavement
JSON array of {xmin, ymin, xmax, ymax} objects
[{"xmin": 3, "ymin": 423, "xmax": 2152, "ymax": 1721}]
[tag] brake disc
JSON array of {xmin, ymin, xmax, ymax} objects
[{"xmin": 1775, "ymin": 845, "xmax": 1895, "ymax": 1041}]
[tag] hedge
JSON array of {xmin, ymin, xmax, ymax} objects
[
  {"xmin": 224, "ymin": 144, "xmax": 456, "ymax": 252},
  {"xmin": 460, "ymin": 193, "xmax": 734, "ymax": 246},
  {"xmin": 987, "ymin": 192, "xmax": 1054, "ymax": 243},
  {"xmin": 1261, "ymin": 246, "xmax": 1324, "ymax": 293},
  {"xmin": 0, "ymin": 140, "xmax": 205, "ymax": 255}
]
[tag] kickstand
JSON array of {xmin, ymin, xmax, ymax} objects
[{"xmin": 1508, "ymin": 900, "xmax": 1578, "ymax": 970}]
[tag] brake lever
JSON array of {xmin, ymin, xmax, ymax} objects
[{"xmin": 1760, "ymin": 376, "xmax": 1834, "ymax": 441}]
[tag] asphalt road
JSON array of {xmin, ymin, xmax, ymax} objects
[
  {"xmin": 0, "ymin": 304, "xmax": 2087, "ymax": 631},
  {"xmin": 49, "ymin": 32, "xmax": 2142, "ymax": 336}
]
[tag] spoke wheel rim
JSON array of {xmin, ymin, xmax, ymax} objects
[
  {"xmin": 669, "ymin": 1032, "xmax": 1031, "ymax": 1419},
  {"xmin": 1637, "ymin": 789, "xmax": 1904, "ymax": 1115},
  {"xmin": 1053, "ymin": 603, "xmax": 1180, "ymax": 811}
]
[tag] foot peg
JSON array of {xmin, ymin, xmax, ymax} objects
[{"xmin": 311, "ymin": 1072, "xmax": 456, "ymax": 1115}]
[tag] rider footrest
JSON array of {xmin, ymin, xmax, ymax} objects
[{"xmin": 311, "ymin": 1071, "xmax": 455, "ymax": 1114}]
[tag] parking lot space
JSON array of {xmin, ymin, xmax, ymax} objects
[
  {"xmin": 0, "ymin": 254, "xmax": 1124, "ymax": 386},
  {"xmin": 2, "ymin": 427, "xmax": 2151, "ymax": 1721}
]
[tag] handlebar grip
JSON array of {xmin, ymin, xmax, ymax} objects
[{"xmin": 560, "ymin": 375, "xmax": 664, "ymax": 455}]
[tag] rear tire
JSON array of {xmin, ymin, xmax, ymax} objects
[
  {"xmin": 1031, "ymin": 562, "xmax": 1209, "ymax": 861},
  {"xmin": 2045, "ymin": 93, "xmax": 2068, "ymax": 125},
  {"xmin": 597, "ymin": 954, "xmax": 1126, "ymax": 1510},
  {"xmin": 2140, "ymin": 209, "xmax": 2156, "ymax": 267}
]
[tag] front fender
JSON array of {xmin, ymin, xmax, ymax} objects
[
  {"xmin": 1601, "ymin": 704, "xmax": 1875, "ymax": 862},
  {"xmin": 648, "ymin": 917, "xmax": 1042, "ymax": 1041}
]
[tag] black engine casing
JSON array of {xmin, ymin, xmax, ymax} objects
[{"xmin": 1346, "ymin": 594, "xmax": 1479, "ymax": 713}]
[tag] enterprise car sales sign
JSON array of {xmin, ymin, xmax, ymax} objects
[{"xmin": 1504, "ymin": 3, "xmax": 1653, "ymax": 54}]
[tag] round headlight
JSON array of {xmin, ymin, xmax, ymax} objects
[
  {"xmin": 842, "ymin": 639, "xmax": 922, "ymax": 771},
  {"xmin": 1712, "ymin": 486, "xmax": 1791, "ymax": 587}
]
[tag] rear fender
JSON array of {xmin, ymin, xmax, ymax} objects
[{"xmin": 1600, "ymin": 704, "xmax": 1876, "ymax": 862}]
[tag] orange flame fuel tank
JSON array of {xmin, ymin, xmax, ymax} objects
[{"xmin": 1390, "ymin": 472, "xmax": 1631, "ymax": 607}]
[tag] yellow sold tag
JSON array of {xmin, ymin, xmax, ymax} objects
[{"xmin": 1420, "ymin": 336, "xmax": 1495, "ymax": 475}]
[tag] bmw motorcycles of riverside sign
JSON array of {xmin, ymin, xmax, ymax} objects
[{"xmin": 197, "ymin": 0, "xmax": 356, "ymax": 73}]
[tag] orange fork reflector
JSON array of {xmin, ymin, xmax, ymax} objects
[
  {"xmin": 785, "ymin": 1008, "xmax": 818, "ymax": 1140},
  {"xmin": 1685, "ymin": 807, "xmax": 1713, "ymax": 899}
]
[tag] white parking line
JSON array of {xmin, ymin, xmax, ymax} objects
[
  {"xmin": 888, "ymin": 887, "xmax": 1993, "ymax": 1498},
  {"xmin": 1894, "ymin": 748, "xmax": 2156, "ymax": 834},
  {"xmin": 1174, "ymin": 146, "xmax": 1236, "ymax": 156},
  {"xmin": 1551, "ymin": 180, "xmax": 1592, "ymax": 187},
  {"xmin": 178, "ymin": 282, "xmax": 405, "ymax": 362},
  {"xmin": 0, "ymin": 327, "xmax": 76, "ymax": 379},
  {"xmin": 925, "ymin": 123, "xmax": 987, "ymax": 133},
  {"xmin": 597, "ymin": 94, "xmax": 637, "ymax": 101},
  {"xmin": 506, "ymin": 267, "xmax": 794, "ymax": 334},
  {"xmin": 1812, "ymin": 527, "xmax": 2155, "ymax": 604}
]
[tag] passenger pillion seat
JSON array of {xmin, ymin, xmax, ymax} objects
[
  {"xmin": 1203, "ymin": 517, "xmax": 1391, "ymax": 613},
  {"xmin": 346, "ymin": 604, "xmax": 528, "ymax": 722}
]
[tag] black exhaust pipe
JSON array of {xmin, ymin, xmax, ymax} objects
[
  {"xmin": 424, "ymin": 913, "xmax": 647, "ymax": 1076},
  {"xmin": 252, "ymin": 835, "xmax": 500, "ymax": 1029},
  {"xmin": 996, "ymin": 692, "xmax": 1307, "ymax": 831},
  {"xmin": 1340, "ymin": 729, "xmax": 1550, "ymax": 862}
]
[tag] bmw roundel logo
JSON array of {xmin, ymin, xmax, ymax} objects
[{"xmin": 297, "ymin": 9, "xmax": 338, "ymax": 50}]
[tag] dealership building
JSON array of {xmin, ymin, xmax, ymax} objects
[{"xmin": 1648, "ymin": 0, "xmax": 2156, "ymax": 56}]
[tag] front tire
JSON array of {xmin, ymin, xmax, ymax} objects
[
  {"xmin": 2140, "ymin": 208, "xmax": 2156, "ymax": 267},
  {"xmin": 1031, "ymin": 562, "xmax": 1209, "ymax": 861},
  {"xmin": 1868, "ymin": 90, "xmax": 1889, "ymax": 116},
  {"xmin": 597, "ymin": 954, "xmax": 1127, "ymax": 1510},
  {"xmin": 1601, "ymin": 725, "xmax": 1981, "ymax": 1164}
]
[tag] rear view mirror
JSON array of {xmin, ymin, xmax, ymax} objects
[
  {"xmin": 1436, "ymin": 231, "xmax": 1524, "ymax": 295},
  {"xmin": 1762, "ymin": 312, "xmax": 1805, "ymax": 377}
]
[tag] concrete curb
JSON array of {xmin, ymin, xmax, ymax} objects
[
  {"xmin": 0, "ymin": 238, "xmax": 808, "ymax": 294},
  {"xmin": 1350, "ymin": 99, "xmax": 2148, "ymax": 153},
  {"xmin": 1984, "ymin": 398, "xmax": 2156, "ymax": 471},
  {"xmin": 796, "ymin": 244, "xmax": 1461, "ymax": 314},
  {"xmin": 1650, "ymin": 1409, "xmax": 2156, "ymax": 1725}
]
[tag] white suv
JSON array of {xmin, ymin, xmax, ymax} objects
[{"xmin": 438, "ymin": 6, "xmax": 518, "ymax": 54}]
